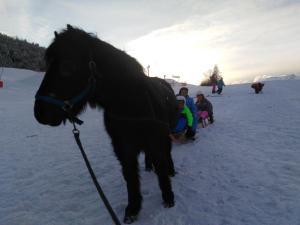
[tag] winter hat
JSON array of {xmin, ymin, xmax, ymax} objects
[
  {"xmin": 176, "ymin": 95, "xmax": 186, "ymax": 104},
  {"xmin": 179, "ymin": 87, "xmax": 189, "ymax": 95},
  {"xmin": 196, "ymin": 90, "xmax": 204, "ymax": 96}
]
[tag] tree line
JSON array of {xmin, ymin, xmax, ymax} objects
[{"xmin": 0, "ymin": 32, "xmax": 45, "ymax": 71}]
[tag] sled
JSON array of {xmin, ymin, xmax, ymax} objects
[
  {"xmin": 169, "ymin": 133, "xmax": 195, "ymax": 144},
  {"xmin": 197, "ymin": 111, "xmax": 209, "ymax": 128},
  {"xmin": 198, "ymin": 119, "xmax": 209, "ymax": 128}
]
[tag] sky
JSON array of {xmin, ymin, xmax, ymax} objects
[{"xmin": 1, "ymin": 0, "xmax": 300, "ymax": 84}]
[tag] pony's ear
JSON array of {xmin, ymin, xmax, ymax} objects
[
  {"xmin": 54, "ymin": 31, "xmax": 58, "ymax": 38},
  {"xmin": 89, "ymin": 61, "xmax": 102, "ymax": 79},
  {"xmin": 67, "ymin": 24, "xmax": 73, "ymax": 30}
]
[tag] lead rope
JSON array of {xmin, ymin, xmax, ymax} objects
[{"xmin": 71, "ymin": 122, "xmax": 121, "ymax": 225}]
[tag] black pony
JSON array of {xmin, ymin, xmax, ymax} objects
[{"xmin": 34, "ymin": 25, "xmax": 178, "ymax": 223}]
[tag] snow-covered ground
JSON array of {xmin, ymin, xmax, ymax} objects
[{"xmin": 0, "ymin": 68, "xmax": 299, "ymax": 225}]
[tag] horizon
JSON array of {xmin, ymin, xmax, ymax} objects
[
  {"xmin": 1, "ymin": 0, "xmax": 300, "ymax": 85},
  {"xmin": 2, "ymin": 67, "xmax": 299, "ymax": 87}
]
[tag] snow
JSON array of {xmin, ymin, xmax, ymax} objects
[
  {"xmin": 0, "ymin": 68, "xmax": 300, "ymax": 225},
  {"xmin": 253, "ymin": 74, "xmax": 300, "ymax": 82}
]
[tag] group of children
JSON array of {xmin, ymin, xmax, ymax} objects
[
  {"xmin": 170, "ymin": 80, "xmax": 265, "ymax": 141},
  {"xmin": 170, "ymin": 87, "xmax": 214, "ymax": 141}
]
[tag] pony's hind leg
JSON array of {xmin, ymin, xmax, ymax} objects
[
  {"xmin": 144, "ymin": 152, "xmax": 153, "ymax": 172},
  {"xmin": 151, "ymin": 139, "xmax": 175, "ymax": 207},
  {"xmin": 154, "ymin": 157, "xmax": 175, "ymax": 207}
]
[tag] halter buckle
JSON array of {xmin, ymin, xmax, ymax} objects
[{"xmin": 62, "ymin": 101, "xmax": 73, "ymax": 112}]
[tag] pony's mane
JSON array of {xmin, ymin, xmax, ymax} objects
[{"xmin": 45, "ymin": 25, "xmax": 145, "ymax": 76}]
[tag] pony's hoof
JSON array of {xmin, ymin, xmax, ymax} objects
[
  {"xmin": 124, "ymin": 215, "xmax": 138, "ymax": 224},
  {"xmin": 168, "ymin": 170, "xmax": 177, "ymax": 177},
  {"xmin": 163, "ymin": 201, "xmax": 175, "ymax": 208}
]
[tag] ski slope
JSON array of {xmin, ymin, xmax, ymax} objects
[{"xmin": 0, "ymin": 68, "xmax": 299, "ymax": 225}]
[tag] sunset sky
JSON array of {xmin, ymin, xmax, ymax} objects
[{"xmin": 1, "ymin": 0, "xmax": 300, "ymax": 84}]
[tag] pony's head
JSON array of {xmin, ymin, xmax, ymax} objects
[{"xmin": 34, "ymin": 25, "xmax": 98, "ymax": 126}]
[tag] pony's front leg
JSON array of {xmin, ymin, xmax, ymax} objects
[
  {"xmin": 117, "ymin": 148, "xmax": 142, "ymax": 224},
  {"xmin": 166, "ymin": 138, "xmax": 175, "ymax": 177}
]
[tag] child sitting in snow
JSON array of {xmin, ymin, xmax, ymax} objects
[
  {"xmin": 195, "ymin": 91, "xmax": 214, "ymax": 124},
  {"xmin": 177, "ymin": 87, "xmax": 198, "ymax": 133},
  {"xmin": 170, "ymin": 95, "xmax": 195, "ymax": 140}
]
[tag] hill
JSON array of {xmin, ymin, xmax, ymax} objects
[{"xmin": 0, "ymin": 68, "xmax": 299, "ymax": 225}]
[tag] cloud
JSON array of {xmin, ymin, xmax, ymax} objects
[
  {"xmin": 1, "ymin": 0, "xmax": 300, "ymax": 84},
  {"xmin": 126, "ymin": 0, "xmax": 300, "ymax": 84},
  {"xmin": 217, "ymin": 2, "xmax": 300, "ymax": 82},
  {"xmin": 0, "ymin": 0, "xmax": 8, "ymax": 14},
  {"xmin": 0, "ymin": 0, "xmax": 48, "ymax": 45},
  {"xmin": 126, "ymin": 23, "xmax": 223, "ymax": 84}
]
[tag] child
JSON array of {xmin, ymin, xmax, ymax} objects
[
  {"xmin": 195, "ymin": 91, "xmax": 214, "ymax": 124},
  {"xmin": 210, "ymin": 74, "xmax": 217, "ymax": 94},
  {"xmin": 178, "ymin": 87, "xmax": 198, "ymax": 133},
  {"xmin": 217, "ymin": 77, "xmax": 225, "ymax": 94},
  {"xmin": 171, "ymin": 96, "xmax": 195, "ymax": 140}
]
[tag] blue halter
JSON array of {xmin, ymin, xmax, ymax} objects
[
  {"xmin": 35, "ymin": 81, "xmax": 95, "ymax": 109},
  {"xmin": 35, "ymin": 61, "xmax": 97, "ymax": 125}
]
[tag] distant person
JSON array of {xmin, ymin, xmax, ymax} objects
[
  {"xmin": 251, "ymin": 82, "xmax": 264, "ymax": 94},
  {"xmin": 195, "ymin": 91, "xmax": 214, "ymax": 124},
  {"xmin": 171, "ymin": 96, "xmax": 195, "ymax": 140},
  {"xmin": 217, "ymin": 77, "xmax": 225, "ymax": 94},
  {"xmin": 210, "ymin": 74, "xmax": 217, "ymax": 94},
  {"xmin": 178, "ymin": 87, "xmax": 198, "ymax": 133}
]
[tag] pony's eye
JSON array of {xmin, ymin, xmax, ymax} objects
[{"xmin": 60, "ymin": 61, "xmax": 76, "ymax": 77}]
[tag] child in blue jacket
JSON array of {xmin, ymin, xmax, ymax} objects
[{"xmin": 178, "ymin": 87, "xmax": 198, "ymax": 132}]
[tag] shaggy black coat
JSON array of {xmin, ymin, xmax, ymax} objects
[{"xmin": 34, "ymin": 25, "xmax": 178, "ymax": 223}]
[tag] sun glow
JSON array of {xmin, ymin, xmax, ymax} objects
[{"xmin": 126, "ymin": 24, "xmax": 221, "ymax": 85}]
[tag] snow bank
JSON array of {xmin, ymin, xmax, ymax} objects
[{"xmin": 1, "ymin": 68, "xmax": 299, "ymax": 225}]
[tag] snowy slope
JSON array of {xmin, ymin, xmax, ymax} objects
[{"xmin": 0, "ymin": 68, "xmax": 299, "ymax": 225}]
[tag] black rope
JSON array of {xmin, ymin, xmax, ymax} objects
[{"xmin": 71, "ymin": 122, "xmax": 121, "ymax": 225}]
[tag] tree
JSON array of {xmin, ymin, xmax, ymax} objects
[
  {"xmin": 200, "ymin": 69, "xmax": 213, "ymax": 86},
  {"xmin": 211, "ymin": 65, "xmax": 222, "ymax": 80},
  {"xmin": 200, "ymin": 65, "xmax": 223, "ymax": 86}
]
